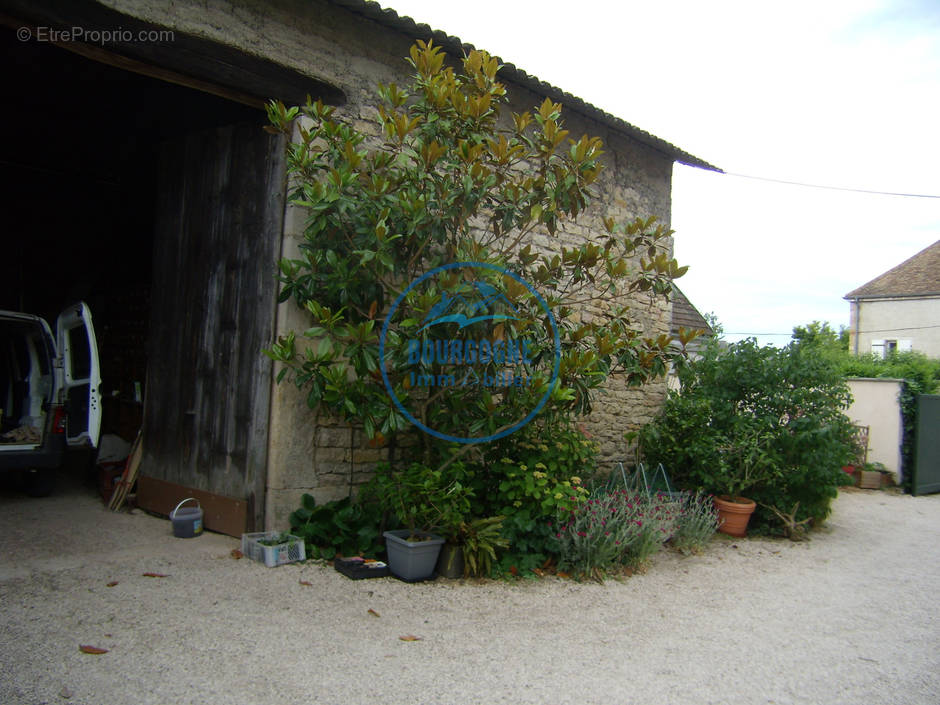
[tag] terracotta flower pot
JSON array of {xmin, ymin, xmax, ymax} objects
[
  {"xmin": 857, "ymin": 470, "xmax": 883, "ymax": 490},
  {"xmin": 714, "ymin": 496, "xmax": 757, "ymax": 537}
]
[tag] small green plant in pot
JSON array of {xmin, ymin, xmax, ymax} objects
[
  {"xmin": 710, "ymin": 428, "xmax": 781, "ymax": 537},
  {"xmin": 459, "ymin": 515, "xmax": 510, "ymax": 578},
  {"xmin": 362, "ymin": 461, "xmax": 473, "ymax": 580},
  {"xmin": 707, "ymin": 424, "xmax": 779, "ymax": 499},
  {"xmin": 433, "ymin": 465, "xmax": 481, "ymax": 579}
]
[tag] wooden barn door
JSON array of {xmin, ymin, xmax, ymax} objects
[{"xmin": 141, "ymin": 123, "xmax": 285, "ymax": 533}]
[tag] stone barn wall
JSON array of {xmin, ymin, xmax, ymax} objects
[{"xmin": 98, "ymin": 0, "xmax": 691, "ymax": 528}]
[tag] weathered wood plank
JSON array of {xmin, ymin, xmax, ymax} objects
[{"xmin": 145, "ymin": 124, "xmax": 284, "ymax": 529}]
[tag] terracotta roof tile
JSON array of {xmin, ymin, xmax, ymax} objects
[{"xmin": 671, "ymin": 286, "xmax": 713, "ymax": 337}]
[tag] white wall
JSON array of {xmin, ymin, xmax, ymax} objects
[
  {"xmin": 849, "ymin": 296, "xmax": 940, "ymax": 358},
  {"xmin": 845, "ymin": 378, "xmax": 904, "ymax": 482}
]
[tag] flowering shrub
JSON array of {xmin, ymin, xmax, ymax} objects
[
  {"xmin": 670, "ymin": 491, "xmax": 720, "ymax": 555},
  {"xmin": 491, "ymin": 455, "xmax": 587, "ymax": 516},
  {"xmin": 553, "ymin": 490, "xmax": 678, "ymax": 579}
]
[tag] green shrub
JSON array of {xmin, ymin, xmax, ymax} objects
[
  {"xmin": 267, "ymin": 39, "xmax": 698, "ymax": 572},
  {"xmin": 640, "ymin": 339, "xmax": 857, "ymax": 532},
  {"xmin": 465, "ymin": 423, "xmax": 596, "ymax": 569},
  {"xmin": 289, "ymin": 495, "xmax": 388, "ymax": 559},
  {"xmin": 358, "ymin": 461, "xmax": 474, "ymax": 539},
  {"xmin": 791, "ymin": 322, "xmax": 940, "ymax": 488}
]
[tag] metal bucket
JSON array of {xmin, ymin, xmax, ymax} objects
[{"xmin": 169, "ymin": 498, "xmax": 203, "ymax": 538}]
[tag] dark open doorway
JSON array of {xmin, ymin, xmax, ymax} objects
[
  {"xmin": 0, "ymin": 25, "xmax": 264, "ymax": 403},
  {"xmin": 0, "ymin": 26, "xmax": 281, "ymax": 527}
]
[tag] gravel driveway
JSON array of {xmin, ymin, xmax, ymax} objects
[{"xmin": 1, "ymin": 473, "xmax": 938, "ymax": 705}]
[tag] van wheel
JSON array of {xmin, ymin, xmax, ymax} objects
[{"xmin": 23, "ymin": 468, "xmax": 56, "ymax": 497}]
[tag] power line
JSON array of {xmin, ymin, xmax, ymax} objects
[
  {"xmin": 726, "ymin": 323, "xmax": 940, "ymax": 337},
  {"xmin": 721, "ymin": 171, "xmax": 940, "ymax": 199},
  {"xmin": 856, "ymin": 324, "xmax": 940, "ymax": 333}
]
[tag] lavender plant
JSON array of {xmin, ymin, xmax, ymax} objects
[{"xmin": 670, "ymin": 491, "xmax": 719, "ymax": 555}]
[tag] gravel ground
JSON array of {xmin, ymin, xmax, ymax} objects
[{"xmin": 1, "ymin": 472, "xmax": 938, "ymax": 705}]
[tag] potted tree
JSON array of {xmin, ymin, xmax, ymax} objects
[
  {"xmin": 367, "ymin": 462, "xmax": 472, "ymax": 581},
  {"xmin": 710, "ymin": 429, "xmax": 780, "ymax": 537}
]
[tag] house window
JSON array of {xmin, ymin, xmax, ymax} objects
[{"xmin": 871, "ymin": 339, "xmax": 912, "ymax": 358}]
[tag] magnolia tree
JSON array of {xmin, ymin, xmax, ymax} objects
[{"xmin": 265, "ymin": 41, "xmax": 697, "ymax": 465}]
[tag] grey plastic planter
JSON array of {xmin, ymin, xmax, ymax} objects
[{"xmin": 383, "ymin": 529, "xmax": 444, "ymax": 581}]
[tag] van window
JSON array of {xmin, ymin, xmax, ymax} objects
[{"xmin": 68, "ymin": 326, "xmax": 91, "ymax": 379}]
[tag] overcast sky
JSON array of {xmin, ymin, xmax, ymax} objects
[{"xmin": 382, "ymin": 0, "xmax": 940, "ymax": 344}]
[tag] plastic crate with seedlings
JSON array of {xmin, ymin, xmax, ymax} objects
[{"xmin": 241, "ymin": 532, "xmax": 306, "ymax": 567}]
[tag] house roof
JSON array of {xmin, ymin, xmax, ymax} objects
[
  {"xmin": 671, "ymin": 286, "xmax": 714, "ymax": 338},
  {"xmin": 844, "ymin": 240, "xmax": 940, "ymax": 300},
  {"xmin": 331, "ymin": 0, "xmax": 720, "ymax": 172}
]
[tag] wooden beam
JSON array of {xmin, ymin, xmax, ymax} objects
[
  {"xmin": 46, "ymin": 35, "xmax": 267, "ymax": 109},
  {"xmin": 137, "ymin": 475, "xmax": 250, "ymax": 538},
  {"xmin": 0, "ymin": 0, "xmax": 345, "ymax": 107}
]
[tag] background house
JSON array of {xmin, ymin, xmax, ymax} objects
[
  {"xmin": 845, "ymin": 240, "xmax": 940, "ymax": 358},
  {"xmin": 1, "ymin": 0, "xmax": 716, "ymax": 532},
  {"xmin": 667, "ymin": 286, "xmax": 714, "ymax": 390},
  {"xmin": 670, "ymin": 286, "xmax": 714, "ymax": 355}
]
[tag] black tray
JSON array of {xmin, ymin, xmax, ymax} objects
[{"xmin": 334, "ymin": 557, "xmax": 390, "ymax": 580}]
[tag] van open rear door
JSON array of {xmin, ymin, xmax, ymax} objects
[{"xmin": 56, "ymin": 302, "xmax": 102, "ymax": 449}]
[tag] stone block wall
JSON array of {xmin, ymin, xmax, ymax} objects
[{"xmin": 498, "ymin": 83, "xmax": 674, "ymax": 466}]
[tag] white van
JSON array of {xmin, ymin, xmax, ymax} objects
[{"xmin": 0, "ymin": 302, "xmax": 101, "ymax": 495}]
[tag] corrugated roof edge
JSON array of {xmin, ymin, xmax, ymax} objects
[{"xmin": 328, "ymin": 0, "xmax": 721, "ymax": 172}]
